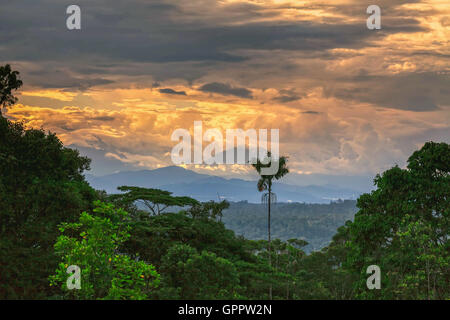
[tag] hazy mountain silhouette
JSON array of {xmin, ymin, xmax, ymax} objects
[{"xmin": 85, "ymin": 166, "xmax": 364, "ymax": 203}]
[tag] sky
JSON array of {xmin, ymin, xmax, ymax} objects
[{"xmin": 1, "ymin": 0, "xmax": 449, "ymax": 184}]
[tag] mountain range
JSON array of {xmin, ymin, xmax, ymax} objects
[{"xmin": 85, "ymin": 166, "xmax": 368, "ymax": 203}]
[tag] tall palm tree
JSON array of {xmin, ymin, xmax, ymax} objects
[{"xmin": 252, "ymin": 152, "xmax": 288, "ymax": 299}]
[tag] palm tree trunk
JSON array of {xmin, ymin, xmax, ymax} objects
[
  {"xmin": 268, "ymin": 184, "xmax": 272, "ymax": 300},
  {"xmin": 268, "ymin": 186, "xmax": 271, "ymax": 247}
]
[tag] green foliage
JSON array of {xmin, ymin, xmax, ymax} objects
[
  {"xmin": 159, "ymin": 244, "xmax": 239, "ymax": 299},
  {"xmin": 251, "ymin": 152, "xmax": 289, "ymax": 191},
  {"xmin": 123, "ymin": 210, "xmax": 252, "ymax": 268},
  {"xmin": 338, "ymin": 142, "xmax": 449, "ymax": 299},
  {"xmin": 0, "ymin": 116, "xmax": 96, "ymax": 299},
  {"xmin": 393, "ymin": 215, "xmax": 449, "ymax": 299},
  {"xmin": 0, "ymin": 64, "xmax": 23, "ymax": 114},
  {"xmin": 295, "ymin": 223, "xmax": 358, "ymax": 299},
  {"xmin": 186, "ymin": 200, "xmax": 230, "ymax": 220},
  {"xmin": 49, "ymin": 201, "xmax": 160, "ymax": 300},
  {"xmin": 222, "ymin": 200, "xmax": 357, "ymax": 252},
  {"xmin": 109, "ymin": 186, "xmax": 198, "ymax": 215}
]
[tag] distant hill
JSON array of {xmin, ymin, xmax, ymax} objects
[
  {"xmin": 85, "ymin": 166, "xmax": 364, "ymax": 203},
  {"xmin": 86, "ymin": 166, "xmax": 208, "ymax": 192},
  {"xmin": 222, "ymin": 200, "xmax": 358, "ymax": 252}
]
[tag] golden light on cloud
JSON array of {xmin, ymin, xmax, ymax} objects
[
  {"xmin": 21, "ymin": 90, "xmax": 77, "ymax": 102},
  {"xmin": 3, "ymin": 0, "xmax": 449, "ymax": 178}
]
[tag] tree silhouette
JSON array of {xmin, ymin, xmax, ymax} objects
[
  {"xmin": 0, "ymin": 64, "xmax": 23, "ymax": 117},
  {"xmin": 251, "ymin": 151, "xmax": 288, "ymax": 299}
]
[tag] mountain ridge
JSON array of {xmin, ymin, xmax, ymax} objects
[{"xmin": 85, "ymin": 166, "xmax": 365, "ymax": 203}]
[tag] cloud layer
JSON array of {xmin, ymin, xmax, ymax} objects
[{"xmin": 2, "ymin": 0, "xmax": 449, "ymax": 179}]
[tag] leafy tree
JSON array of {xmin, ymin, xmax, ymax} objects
[
  {"xmin": 186, "ymin": 200, "xmax": 230, "ymax": 221},
  {"xmin": 158, "ymin": 244, "xmax": 240, "ymax": 299},
  {"xmin": 50, "ymin": 201, "xmax": 160, "ymax": 299},
  {"xmin": 0, "ymin": 81, "xmax": 96, "ymax": 299},
  {"xmin": 0, "ymin": 64, "xmax": 23, "ymax": 116},
  {"xmin": 342, "ymin": 142, "xmax": 449, "ymax": 299},
  {"xmin": 158, "ymin": 243, "xmax": 198, "ymax": 299},
  {"xmin": 295, "ymin": 223, "xmax": 357, "ymax": 299},
  {"xmin": 110, "ymin": 186, "xmax": 198, "ymax": 215},
  {"xmin": 394, "ymin": 215, "xmax": 448, "ymax": 299},
  {"xmin": 122, "ymin": 210, "xmax": 252, "ymax": 268}
]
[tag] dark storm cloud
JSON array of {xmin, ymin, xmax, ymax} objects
[
  {"xmin": 326, "ymin": 72, "xmax": 450, "ymax": 112},
  {"xmin": 25, "ymin": 69, "xmax": 114, "ymax": 89},
  {"xmin": 273, "ymin": 89, "xmax": 302, "ymax": 103},
  {"xmin": 0, "ymin": 0, "xmax": 427, "ymax": 88},
  {"xmin": 89, "ymin": 116, "xmax": 116, "ymax": 122},
  {"xmin": 199, "ymin": 82, "xmax": 253, "ymax": 99},
  {"xmin": 328, "ymin": 0, "xmax": 423, "ymax": 17},
  {"xmin": 273, "ymin": 95, "xmax": 301, "ymax": 103},
  {"xmin": 158, "ymin": 88, "xmax": 187, "ymax": 96}
]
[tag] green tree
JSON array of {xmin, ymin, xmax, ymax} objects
[
  {"xmin": 0, "ymin": 99, "xmax": 96, "ymax": 299},
  {"xmin": 343, "ymin": 142, "xmax": 449, "ymax": 299},
  {"xmin": 110, "ymin": 186, "xmax": 198, "ymax": 215},
  {"xmin": 122, "ymin": 209, "xmax": 251, "ymax": 268},
  {"xmin": 394, "ymin": 215, "xmax": 448, "ymax": 299},
  {"xmin": 186, "ymin": 200, "xmax": 230, "ymax": 221},
  {"xmin": 0, "ymin": 64, "xmax": 23, "ymax": 117},
  {"xmin": 49, "ymin": 201, "xmax": 160, "ymax": 299},
  {"xmin": 296, "ymin": 223, "xmax": 357, "ymax": 300},
  {"xmin": 159, "ymin": 244, "xmax": 239, "ymax": 299}
]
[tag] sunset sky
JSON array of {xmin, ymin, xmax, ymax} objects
[{"xmin": 2, "ymin": 0, "xmax": 449, "ymax": 184}]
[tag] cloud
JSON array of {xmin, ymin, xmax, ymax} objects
[
  {"xmin": 89, "ymin": 116, "xmax": 116, "ymax": 121},
  {"xmin": 273, "ymin": 89, "xmax": 302, "ymax": 103},
  {"xmin": 159, "ymin": 88, "xmax": 187, "ymax": 96},
  {"xmin": 302, "ymin": 111, "xmax": 320, "ymax": 115},
  {"xmin": 326, "ymin": 72, "xmax": 449, "ymax": 112},
  {"xmin": 2, "ymin": 0, "xmax": 449, "ymax": 180},
  {"xmin": 0, "ymin": 0, "xmax": 429, "ymax": 88},
  {"xmin": 199, "ymin": 82, "xmax": 253, "ymax": 98}
]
